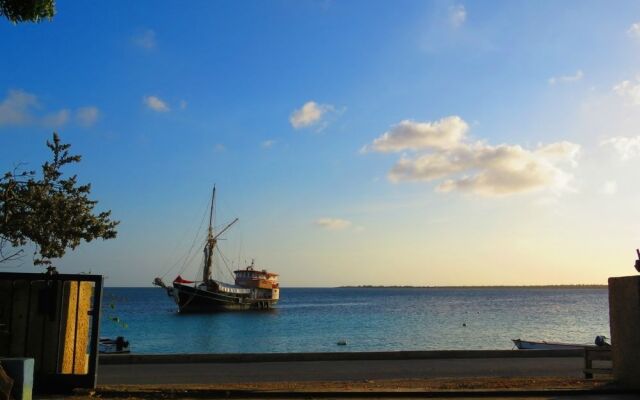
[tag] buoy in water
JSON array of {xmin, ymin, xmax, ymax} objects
[
  {"xmin": 337, "ymin": 340, "xmax": 347, "ymax": 346},
  {"xmin": 462, "ymin": 323, "xmax": 466, "ymax": 327}
]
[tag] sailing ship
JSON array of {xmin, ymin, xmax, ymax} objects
[{"xmin": 153, "ymin": 187, "xmax": 280, "ymax": 312}]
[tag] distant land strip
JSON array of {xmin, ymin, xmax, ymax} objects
[{"xmin": 337, "ymin": 284, "xmax": 607, "ymax": 289}]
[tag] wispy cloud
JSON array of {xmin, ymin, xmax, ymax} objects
[
  {"xmin": 314, "ymin": 218, "xmax": 352, "ymax": 230},
  {"xmin": 132, "ymin": 29, "xmax": 156, "ymax": 50},
  {"xmin": 143, "ymin": 95, "xmax": 170, "ymax": 112},
  {"xmin": 42, "ymin": 109, "xmax": 70, "ymax": 127},
  {"xmin": 548, "ymin": 70, "xmax": 584, "ymax": 85},
  {"xmin": 290, "ymin": 101, "xmax": 334, "ymax": 129},
  {"xmin": 261, "ymin": 139, "xmax": 276, "ymax": 149},
  {"xmin": 179, "ymin": 100, "xmax": 187, "ymax": 110},
  {"xmin": 0, "ymin": 89, "xmax": 39, "ymax": 125},
  {"xmin": 213, "ymin": 143, "xmax": 226, "ymax": 153},
  {"xmin": 601, "ymin": 135, "xmax": 640, "ymax": 160},
  {"xmin": 361, "ymin": 116, "xmax": 468, "ymax": 153},
  {"xmin": 0, "ymin": 89, "xmax": 95, "ymax": 129},
  {"xmin": 628, "ymin": 22, "xmax": 640, "ymax": 39},
  {"xmin": 449, "ymin": 4, "xmax": 466, "ymax": 28},
  {"xmin": 613, "ymin": 78, "xmax": 640, "ymax": 105},
  {"xmin": 364, "ymin": 116, "xmax": 580, "ymax": 196},
  {"xmin": 76, "ymin": 106, "xmax": 100, "ymax": 127}
]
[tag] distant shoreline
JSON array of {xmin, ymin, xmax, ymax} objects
[
  {"xmin": 107, "ymin": 284, "xmax": 609, "ymax": 289},
  {"xmin": 337, "ymin": 284, "xmax": 607, "ymax": 289}
]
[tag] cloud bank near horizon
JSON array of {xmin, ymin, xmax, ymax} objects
[{"xmin": 364, "ymin": 116, "xmax": 580, "ymax": 196}]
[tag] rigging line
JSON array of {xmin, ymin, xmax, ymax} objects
[
  {"xmin": 162, "ymin": 199, "xmax": 206, "ymax": 278},
  {"xmin": 177, "ymin": 205, "xmax": 210, "ymax": 274},
  {"xmin": 211, "ymin": 248, "xmax": 224, "ymax": 280},
  {"xmin": 160, "ymin": 196, "xmax": 210, "ymax": 279},
  {"xmin": 160, "ymin": 195, "xmax": 210, "ymax": 279},
  {"xmin": 236, "ymin": 231, "xmax": 244, "ymax": 270},
  {"xmin": 215, "ymin": 246, "xmax": 236, "ymax": 282},
  {"xmin": 218, "ymin": 194, "xmax": 243, "ymax": 231},
  {"xmin": 180, "ymin": 237, "xmax": 208, "ymax": 279},
  {"xmin": 160, "ymin": 195, "xmax": 210, "ymax": 276},
  {"xmin": 194, "ymin": 252, "xmax": 206, "ymax": 283}
]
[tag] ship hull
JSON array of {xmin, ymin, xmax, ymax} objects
[{"xmin": 170, "ymin": 282, "xmax": 277, "ymax": 313}]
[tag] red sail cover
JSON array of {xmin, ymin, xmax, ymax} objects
[{"xmin": 173, "ymin": 275, "xmax": 194, "ymax": 284}]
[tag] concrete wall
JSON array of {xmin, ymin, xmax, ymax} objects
[{"xmin": 608, "ymin": 275, "xmax": 640, "ymax": 389}]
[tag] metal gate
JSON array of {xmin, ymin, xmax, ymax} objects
[{"xmin": 0, "ymin": 272, "xmax": 103, "ymax": 393}]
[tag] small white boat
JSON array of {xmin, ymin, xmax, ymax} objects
[
  {"xmin": 512, "ymin": 336, "xmax": 610, "ymax": 350},
  {"xmin": 99, "ymin": 336, "xmax": 130, "ymax": 354},
  {"xmin": 512, "ymin": 339, "xmax": 587, "ymax": 350}
]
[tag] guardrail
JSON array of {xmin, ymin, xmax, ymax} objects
[{"xmin": 100, "ymin": 349, "xmax": 585, "ymax": 365}]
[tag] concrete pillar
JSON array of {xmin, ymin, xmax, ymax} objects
[{"xmin": 608, "ymin": 275, "xmax": 640, "ymax": 388}]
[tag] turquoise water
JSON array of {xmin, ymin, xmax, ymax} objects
[{"xmin": 100, "ymin": 287, "xmax": 609, "ymax": 354}]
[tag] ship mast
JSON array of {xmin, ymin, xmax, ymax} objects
[{"xmin": 202, "ymin": 186, "xmax": 239, "ymax": 282}]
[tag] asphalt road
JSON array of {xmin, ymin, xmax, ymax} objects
[{"xmin": 98, "ymin": 356, "xmax": 585, "ymax": 385}]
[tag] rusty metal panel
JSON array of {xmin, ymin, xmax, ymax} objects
[
  {"xmin": 0, "ymin": 272, "xmax": 103, "ymax": 393},
  {"xmin": 8, "ymin": 280, "xmax": 29, "ymax": 357},
  {"xmin": 40, "ymin": 281, "xmax": 64, "ymax": 375},
  {"xmin": 25, "ymin": 280, "xmax": 47, "ymax": 373},
  {"xmin": 0, "ymin": 280, "xmax": 12, "ymax": 353}
]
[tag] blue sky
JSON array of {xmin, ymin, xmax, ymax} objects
[{"xmin": 2, "ymin": 1, "xmax": 640, "ymax": 286}]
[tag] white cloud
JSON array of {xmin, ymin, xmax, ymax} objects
[
  {"xmin": 76, "ymin": 106, "xmax": 99, "ymax": 127},
  {"xmin": 548, "ymin": 70, "xmax": 584, "ymax": 85},
  {"xmin": 261, "ymin": 139, "xmax": 276, "ymax": 149},
  {"xmin": 0, "ymin": 89, "xmax": 38, "ymax": 125},
  {"xmin": 449, "ymin": 4, "xmax": 466, "ymax": 28},
  {"xmin": 365, "ymin": 116, "xmax": 579, "ymax": 197},
  {"xmin": 628, "ymin": 22, "xmax": 640, "ymax": 39},
  {"xmin": 0, "ymin": 90, "xmax": 98, "ymax": 129},
  {"xmin": 601, "ymin": 135, "xmax": 640, "ymax": 160},
  {"xmin": 42, "ymin": 109, "xmax": 70, "ymax": 127},
  {"xmin": 290, "ymin": 101, "xmax": 334, "ymax": 129},
  {"xmin": 362, "ymin": 116, "xmax": 468, "ymax": 153},
  {"xmin": 314, "ymin": 218, "xmax": 352, "ymax": 230},
  {"xmin": 132, "ymin": 29, "xmax": 156, "ymax": 49},
  {"xmin": 535, "ymin": 141, "xmax": 580, "ymax": 166},
  {"xmin": 613, "ymin": 79, "xmax": 640, "ymax": 105},
  {"xmin": 602, "ymin": 181, "xmax": 617, "ymax": 195},
  {"xmin": 143, "ymin": 96, "xmax": 170, "ymax": 112}
]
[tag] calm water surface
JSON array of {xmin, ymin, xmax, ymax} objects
[{"xmin": 100, "ymin": 287, "xmax": 609, "ymax": 354}]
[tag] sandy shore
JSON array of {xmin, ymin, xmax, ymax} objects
[
  {"xmin": 97, "ymin": 376, "xmax": 613, "ymax": 392},
  {"xmin": 74, "ymin": 377, "xmax": 625, "ymax": 400}
]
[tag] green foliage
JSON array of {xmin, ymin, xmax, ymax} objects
[
  {"xmin": 0, "ymin": 0, "xmax": 55, "ymax": 23},
  {"xmin": 0, "ymin": 133, "xmax": 118, "ymax": 269}
]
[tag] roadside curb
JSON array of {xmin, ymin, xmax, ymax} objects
[
  {"xmin": 99, "ymin": 350, "xmax": 584, "ymax": 365},
  {"xmin": 82, "ymin": 387, "xmax": 632, "ymax": 399}
]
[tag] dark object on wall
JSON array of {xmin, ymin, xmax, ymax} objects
[
  {"xmin": 0, "ymin": 364, "xmax": 13, "ymax": 400},
  {"xmin": 595, "ymin": 335, "xmax": 610, "ymax": 347},
  {"xmin": 635, "ymin": 249, "xmax": 640, "ymax": 273}
]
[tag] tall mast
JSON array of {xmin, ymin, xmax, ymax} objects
[
  {"xmin": 202, "ymin": 186, "xmax": 238, "ymax": 283},
  {"xmin": 203, "ymin": 186, "xmax": 216, "ymax": 282}
]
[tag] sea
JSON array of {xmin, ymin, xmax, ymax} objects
[{"xmin": 100, "ymin": 287, "xmax": 609, "ymax": 354}]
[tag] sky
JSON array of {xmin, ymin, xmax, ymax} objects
[{"xmin": 2, "ymin": 0, "xmax": 640, "ymax": 287}]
